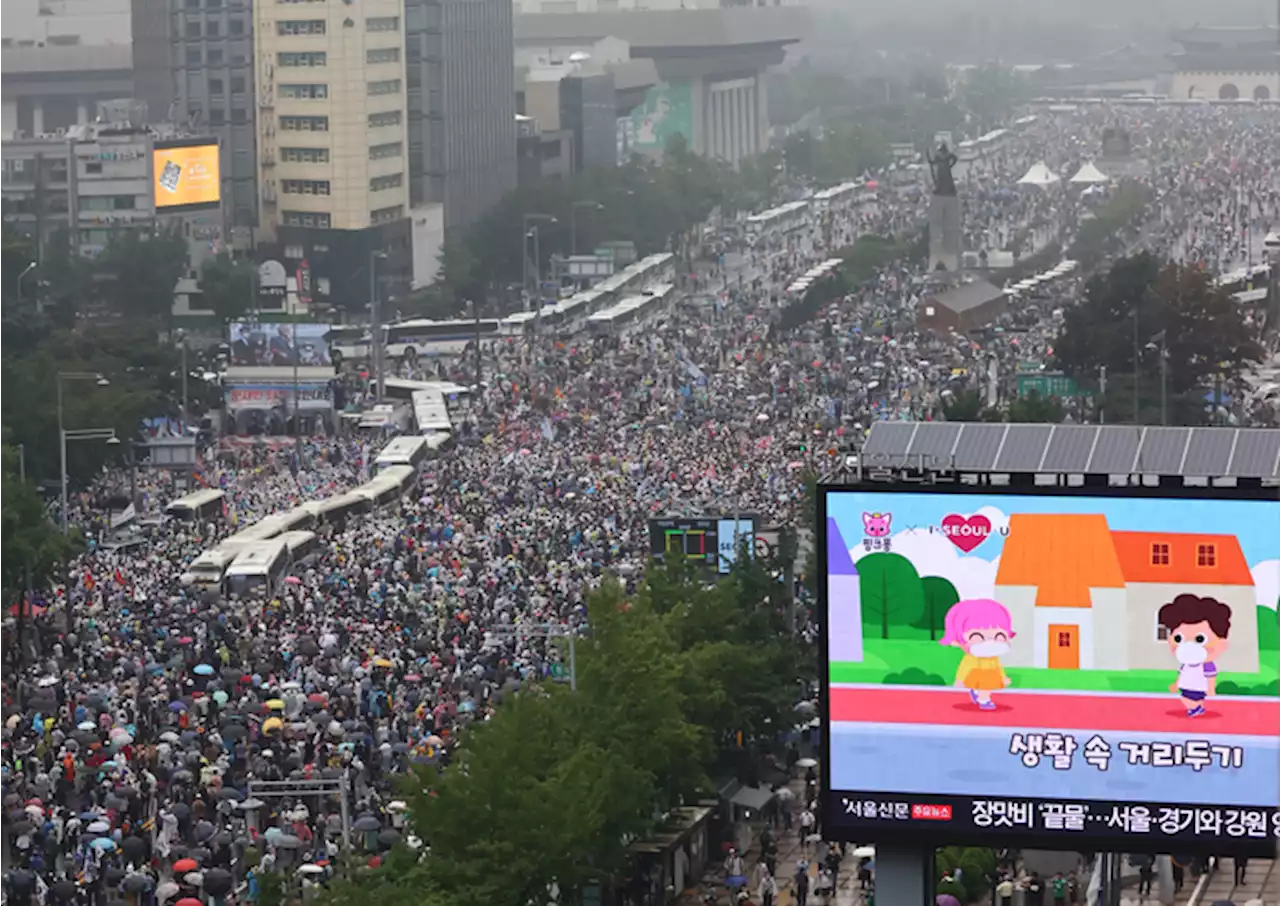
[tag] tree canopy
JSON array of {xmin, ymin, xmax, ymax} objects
[
  {"xmin": 1053, "ymin": 253, "xmax": 1263, "ymax": 423},
  {"xmin": 321, "ymin": 555, "xmax": 809, "ymax": 906}
]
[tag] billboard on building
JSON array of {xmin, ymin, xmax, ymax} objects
[
  {"xmin": 153, "ymin": 139, "xmax": 221, "ymax": 210},
  {"xmin": 649, "ymin": 515, "xmax": 757, "ymax": 574},
  {"xmin": 621, "ymin": 81, "xmax": 693, "ymax": 157},
  {"xmin": 819, "ymin": 484, "xmax": 1280, "ymax": 852},
  {"xmin": 228, "ymin": 321, "xmax": 333, "ymax": 367}
]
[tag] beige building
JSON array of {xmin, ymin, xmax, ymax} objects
[{"xmin": 254, "ymin": 0, "xmax": 410, "ymax": 237}]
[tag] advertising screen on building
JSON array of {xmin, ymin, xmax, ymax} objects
[
  {"xmin": 649, "ymin": 516, "xmax": 756, "ymax": 574},
  {"xmin": 153, "ymin": 140, "xmax": 221, "ymax": 210},
  {"xmin": 819, "ymin": 484, "xmax": 1280, "ymax": 853},
  {"xmin": 228, "ymin": 322, "xmax": 332, "ymax": 367}
]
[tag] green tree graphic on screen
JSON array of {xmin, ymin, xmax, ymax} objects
[
  {"xmin": 914, "ymin": 576, "xmax": 961, "ymax": 641},
  {"xmin": 858, "ymin": 552, "xmax": 926, "ymax": 639}
]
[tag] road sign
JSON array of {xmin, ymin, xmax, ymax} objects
[{"xmin": 1016, "ymin": 372, "xmax": 1093, "ymax": 398}]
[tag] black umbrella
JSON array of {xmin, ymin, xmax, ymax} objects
[
  {"xmin": 122, "ymin": 875, "xmax": 153, "ymax": 893},
  {"xmin": 297, "ymin": 638, "xmax": 320, "ymax": 657},
  {"xmin": 50, "ymin": 880, "xmax": 78, "ymax": 902},
  {"xmin": 203, "ymin": 869, "xmax": 234, "ymax": 897},
  {"xmin": 104, "ymin": 867, "xmax": 126, "ymax": 887},
  {"xmin": 104, "ymin": 793, "xmax": 129, "ymax": 811},
  {"xmin": 212, "ymin": 831, "xmax": 234, "ymax": 847},
  {"xmin": 220, "ymin": 724, "xmax": 247, "ymax": 740},
  {"xmin": 8, "ymin": 870, "xmax": 35, "ymax": 893},
  {"xmin": 8, "ymin": 818, "xmax": 33, "ymax": 836},
  {"xmin": 169, "ymin": 802, "xmax": 192, "ymax": 820},
  {"xmin": 352, "ymin": 815, "xmax": 381, "ymax": 832},
  {"xmin": 195, "ymin": 820, "xmax": 216, "ymax": 841},
  {"xmin": 273, "ymin": 834, "xmax": 301, "ymax": 850},
  {"xmin": 121, "ymin": 836, "xmax": 148, "ymax": 862},
  {"xmin": 189, "ymin": 846, "xmax": 212, "ymax": 863},
  {"xmin": 376, "ymin": 829, "xmax": 402, "ymax": 850},
  {"xmin": 216, "ymin": 788, "xmax": 243, "ymax": 802}
]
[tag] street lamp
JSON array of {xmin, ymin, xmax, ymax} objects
[
  {"xmin": 569, "ymin": 200, "xmax": 604, "ymax": 256},
  {"xmin": 369, "ymin": 250, "xmax": 389, "ymax": 402},
  {"xmin": 17, "ymin": 261, "xmax": 36, "ymax": 299},
  {"xmin": 1144, "ymin": 331, "xmax": 1168, "ymax": 426},
  {"xmin": 521, "ymin": 213, "xmax": 556, "ymax": 312},
  {"xmin": 57, "ymin": 371, "xmax": 112, "ymax": 534}
]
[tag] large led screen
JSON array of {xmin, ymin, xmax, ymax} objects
[
  {"xmin": 818, "ymin": 484, "xmax": 1279, "ymax": 852},
  {"xmin": 153, "ymin": 140, "xmax": 221, "ymax": 210}
]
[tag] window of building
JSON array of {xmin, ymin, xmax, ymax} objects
[
  {"xmin": 185, "ymin": 19, "xmax": 202, "ymax": 37},
  {"xmin": 1155, "ymin": 616, "xmax": 1169, "ymax": 642},
  {"xmin": 209, "ymin": 77, "xmax": 225, "ymax": 95},
  {"xmin": 280, "ymin": 115, "xmax": 329, "ymax": 131},
  {"xmin": 366, "ymin": 46, "xmax": 400, "ymax": 64},
  {"xmin": 229, "ymin": 17, "xmax": 245, "ymax": 34},
  {"xmin": 186, "ymin": 46, "xmax": 203, "ymax": 65},
  {"xmin": 85, "ymin": 161, "xmax": 103, "ymax": 174},
  {"xmin": 369, "ymin": 173, "xmax": 403, "ymax": 192},
  {"xmin": 231, "ymin": 75, "xmax": 246, "ymax": 93},
  {"xmin": 277, "ymin": 19, "xmax": 325, "ymax": 35},
  {"xmin": 231, "ymin": 107, "xmax": 248, "ymax": 124},
  {"xmin": 279, "ymin": 83, "xmax": 329, "ymax": 99},
  {"xmin": 1056, "ymin": 630, "xmax": 1071, "ymax": 649},
  {"xmin": 206, "ymin": 19, "xmax": 220, "ymax": 36},
  {"xmin": 367, "ymin": 110, "xmax": 401, "ymax": 128},
  {"xmin": 367, "ymin": 79, "xmax": 401, "ymax": 96},
  {"xmin": 370, "ymin": 204, "xmax": 404, "ymax": 223},
  {"xmin": 1196, "ymin": 544, "xmax": 1216, "ymax": 567},
  {"xmin": 368, "ymin": 141, "xmax": 402, "ymax": 160},
  {"xmin": 185, "ymin": 0, "xmax": 200, "ymax": 8},
  {"xmin": 1149, "ymin": 543, "xmax": 1170, "ymax": 566},
  {"xmin": 365, "ymin": 16, "xmax": 399, "ymax": 31},
  {"xmin": 209, "ymin": 109, "xmax": 227, "ymax": 126},
  {"xmin": 207, "ymin": 47, "xmax": 223, "ymax": 64},
  {"xmin": 282, "ymin": 179, "xmax": 331, "ymax": 195},
  {"xmin": 282, "ymin": 210, "xmax": 332, "ymax": 228},
  {"xmin": 281, "ymin": 146, "xmax": 330, "ymax": 163},
  {"xmin": 278, "ymin": 51, "xmax": 326, "ymax": 66},
  {"xmin": 207, "ymin": 0, "xmax": 221, "ymax": 7}
]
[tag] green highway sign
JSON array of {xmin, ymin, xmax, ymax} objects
[{"xmin": 1017, "ymin": 372, "xmax": 1094, "ymax": 398}]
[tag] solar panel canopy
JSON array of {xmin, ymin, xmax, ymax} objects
[{"xmin": 860, "ymin": 423, "xmax": 1280, "ymax": 479}]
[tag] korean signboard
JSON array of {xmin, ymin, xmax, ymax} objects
[{"xmin": 819, "ymin": 484, "xmax": 1279, "ymax": 852}]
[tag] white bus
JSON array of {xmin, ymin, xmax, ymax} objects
[
  {"xmin": 375, "ymin": 436, "xmax": 430, "ymax": 474},
  {"xmin": 301, "ymin": 492, "xmax": 369, "ymax": 529},
  {"xmin": 587, "ymin": 284, "xmax": 676, "ymax": 337},
  {"xmin": 279, "ymin": 530, "xmax": 321, "ymax": 565},
  {"xmin": 745, "ymin": 201, "xmax": 810, "ymax": 239},
  {"xmin": 327, "ymin": 325, "xmax": 371, "ymax": 365},
  {"xmin": 224, "ymin": 540, "xmax": 291, "ymax": 598},
  {"xmin": 165, "ymin": 489, "xmax": 226, "ymax": 522},
  {"xmin": 384, "ymin": 318, "xmax": 503, "ymax": 360},
  {"xmin": 187, "ymin": 548, "xmax": 240, "ymax": 591},
  {"xmin": 410, "ymin": 389, "xmax": 453, "ymax": 435},
  {"xmin": 351, "ymin": 475, "xmax": 405, "ymax": 509},
  {"xmin": 374, "ymin": 464, "xmax": 417, "ymax": 495}
]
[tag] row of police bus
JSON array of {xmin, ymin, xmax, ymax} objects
[{"xmin": 164, "ymin": 435, "xmax": 440, "ymax": 597}]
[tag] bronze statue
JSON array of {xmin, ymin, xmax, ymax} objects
[{"xmin": 926, "ymin": 142, "xmax": 958, "ymax": 197}]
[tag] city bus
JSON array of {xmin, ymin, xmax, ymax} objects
[
  {"xmin": 301, "ymin": 492, "xmax": 369, "ymax": 530},
  {"xmin": 383, "ymin": 318, "xmax": 503, "ymax": 360},
  {"xmin": 327, "ymin": 325, "xmax": 370, "ymax": 365},
  {"xmin": 587, "ymin": 284, "xmax": 677, "ymax": 337},
  {"xmin": 351, "ymin": 474, "xmax": 406, "ymax": 509},
  {"xmin": 745, "ymin": 201, "xmax": 810, "ymax": 240},
  {"xmin": 224, "ymin": 540, "xmax": 291, "ymax": 598},
  {"xmin": 374, "ymin": 436, "xmax": 430, "ymax": 474},
  {"xmin": 187, "ymin": 548, "xmax": 240, "ymax": 591},
  {"xmin": 279, "ymin": 530, "xmax": 321, "ymax": 565},
  {"xmin": 165, "ymin": 489, "xmax": 226, "ymax": 522}
]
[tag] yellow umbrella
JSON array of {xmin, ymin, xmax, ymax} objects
[
  {"xmin": 266, "ymin": 699, "xmax": 285, "ymax": 710},
  {"xmin": 263, "ymin": 716, "xmax": 284, "ymax": 733},
  {"xmin": 373, "ymin": 658, "xmax": 393, "ymax": 669}
]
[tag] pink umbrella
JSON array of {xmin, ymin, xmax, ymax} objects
[{"xmin": 285, "ymin": 576, "xmax": 302, "ymax": 585}]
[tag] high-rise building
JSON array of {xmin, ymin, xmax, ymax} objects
[
  {"xmin": 404, "ymin": 0, "xmax": 517, "ymax": 232},
  {"xmin": 137, "ymin": 0, "xmax": 259, "ymax": 231}
]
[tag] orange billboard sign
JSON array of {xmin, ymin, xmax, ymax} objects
[{"xmin": 153, "ymin": 142, "xmax": 221, "ymax": 209}]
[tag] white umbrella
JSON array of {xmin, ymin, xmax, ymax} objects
[
  {"xmin": 796, "ymin": 757, "xmax": 818, "ymax": 768},
  {"xmin": 853, "ymin": 845, "xmax": 876, "ymax": 858}
]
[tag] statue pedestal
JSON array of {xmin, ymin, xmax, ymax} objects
[{"xmin": 928, "ymin": 194, "xmax": 962, "ymax": 273}]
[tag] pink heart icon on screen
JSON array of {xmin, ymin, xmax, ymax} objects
[{"xmin": 941, "ymin": 514, "xmax": 992, "ymax": 553}]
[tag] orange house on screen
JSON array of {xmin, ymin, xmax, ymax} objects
[{"xmin": 993, "ymin": 514, "xmax": 1259, "ymax": 673}]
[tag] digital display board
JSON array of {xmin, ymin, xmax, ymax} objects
[
  {"xmin": 229, "ymin": 322, "xmax": 333, "ymax": 367},
  {"xmin": 153, "ymin": 140, "xmax": 221, "ymax": 210},
  {"xmin": 818, "ymin": 484, "xmax": 1280, "ymax": 853},
  {"xmin": 649, "ymin": 516, "xmax": 756, "ymax": 574}
]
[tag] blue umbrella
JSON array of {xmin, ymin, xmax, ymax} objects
[
  {"xmin": 169, "ymin": 701, "xmax": 187, "ymax": 713},
  {"xmin": 90, "ymin": 837, "xmax": 118, "ymax": 851},
  {"xmin": 193, "ymin": 664, "xmax": 215, "ymax": 676},
  {"xmin": 458, "ymin": 701, "xmax": 476, "ymax": 713}
]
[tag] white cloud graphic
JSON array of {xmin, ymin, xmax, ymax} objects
[
  {"xmin": 852, "ymin": 526, "xmax": 1002, "ymax": 602},
  {"xmin": 1253, "ymin": 559, "xmax": 1279, "ymax": 611}
]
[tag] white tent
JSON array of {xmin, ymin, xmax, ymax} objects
[
  {"xmin": 1016, "ymin": 161, "xmax": 1061, "ymax": 187},
  {"xmin": 1069, "ymin": 162, "xmax": 1110, "ymax": 184}
]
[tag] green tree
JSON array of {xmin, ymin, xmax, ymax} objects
[
  {"xmin": 198, "ymin": 252, "xmax": 254, "ymax": 324},
  {"xmin": 1006, "ymin": 390, "xmax": 1065, "ymax": 423},
  {"xmin": 958, "ymin": 64, "xmax": 1028, "ymax": 131},
  {"xmin": 98, "ymin": 229, "xmax": 188, "ymax": 327},
  {"xmin": 1258, "ymin": 606, "xmax": 1279, "ymax": 652},
  {"xmin": 915, "ymin": 576, "xmax": 960, "ymax": 640},
  {"xmin": 1053, "ymin": 254, "xmax": 1263, "ymax": 422},
  {"xmin": 858, "ymin": 552, "xmax": 926, "ymax": 639},
  {"xmin": 936, "ymin": 847, "xmax": 998, "ymax": 903},
  {"xmin": 942, "ymin": 389, "xmax": 999, "ymax": 422}
]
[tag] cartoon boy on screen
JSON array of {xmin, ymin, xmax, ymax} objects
[
  {"xmin": 939, "ymin": 598, "xmax": 1015, "ymax": 711},
  {"xmin": 1157, "ymin": 593, "xmax": 1231, "ymax": 718}
]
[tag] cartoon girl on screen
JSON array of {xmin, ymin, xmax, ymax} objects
[{"xmin": 939, "ymin": 598, "xmax": 1015, "ymax": 711}]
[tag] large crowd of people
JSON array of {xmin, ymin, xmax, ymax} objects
[{"xmin": 4, "ymin": 101, "xmax": 1280, "ymax": 906}]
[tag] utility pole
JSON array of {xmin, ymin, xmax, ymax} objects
[
  {"xmin": 469, "ymin": 299, "xmax": 483, "ymax": 395},
  {"xmin": 1098, "ymin": 365, "xmax": 1107, "ymax": 425},
  {"xmin": 1132, "ymin": 306, "xmax": 1140, "ymax": 425},
  {"xmin": 370, "ymin": 251, "xmax": 386, "ymax": 402}
]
